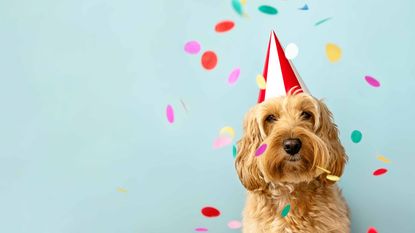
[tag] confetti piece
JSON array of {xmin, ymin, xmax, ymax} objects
[
  {"xmin": 227, "ymin": 220, "xmax": 242, "ymax": 229},
  {"xmin": 315, "ymin": 17, "xmax": 332, "ymax": 26},
  {"xmin": 255, "ymin": 144, "xmax": 267, "ymax": 156},
  {"xmin": 298, "ymin": 4, "xmax": 309, "ymax": 10},
  {"xmin": 215, "ymin": 20, "xmax": 235, "ymax": 33},
  {"xmin": 228, "ymin": 68, "xmax": 240, "ymax": 85},
  {"xmin": 281, "ymin": 204, "xmax": 291, "ymax": 217},
  {"xmin": 351, "ymin": 130, "xmax": 362, "ymax": 143},
  {"xmin": 258, "ymin": 5, "xmax": 278, "ymax": 15},
  {"xmin": 285, "ymin": 43, "xmax": 299, "ymax": 60},
  {"xmin": 377, "ymin": 155, "xmax": 390, "ymax": 163},
  {"xmin": 195, "ymin": 228, "xmax": 208, "ymax": 232},
  {"xmin": 326, "ymin": 175, "xmax": 340, "ymax": 181},
  {"xmin": 232, "ymin": 145, "xmax": 237, "ymax": 158},
  {"xmin": 180, "ymin": 99, "xmax": 188, "ymax": 113},
  {"xmin": 166, "ymin": 104, "xmax": 174, "ymax": 123},
  {"xmin": 117, "ymin": 187, "xmax": 128, "ymax": 193},
  {"xmin": 201, "ymin": 51, "xmax": 218, "ymax": 70},
  {"xmin": 213, "ymin": 135, "xmax": 232, "ymax": 149},
  {"xmin": 220, "ymin": 126, "xmax": 235, "ymax": 139},
  {"xmin": 365, "ymin": 75, "xmax": 381, "ymax": 87},
  {"xmin": 240, "ymin": 0, "xmax": 247, "ymax": 6},
  {"xmin": 256, "ymin": 74, "xmax": 266, "ymax": 89},
  {"xmin": 184, "ymin": 41, "xmax": 201, "ymax": 54},
  {"xmin": 326, "ymin": 43, "xmax": 342, "ymax": 62},
  {"xmin": 367, "ymin": 227, "xmax": 378, "ymax": 233},
  {"xmin": 231, "ymin": 0, "xmax": 243, "ymax": 16},
  {"xmin": 201, "ymin": 206, "xmax": 221, "ymax": 217},
  {"xmin": 373, "ymin": 168, "xmax": 388, "ymax": 176},
  {"xmin": 316, "ymin": 166, "xmax": 331, "ymax": 173}
]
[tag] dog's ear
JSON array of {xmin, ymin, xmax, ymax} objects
[
  {"xmin": 235, "ymin": 106, "xmax": 267, "ymax": 191},
  {"xmin": 316, "ymin": 100, "xmax": 348, "ymax": 185}
]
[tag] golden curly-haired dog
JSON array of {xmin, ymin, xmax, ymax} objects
[{"xmin": 235, "ymin": 93, "xmax": 350, "ymax": 233}]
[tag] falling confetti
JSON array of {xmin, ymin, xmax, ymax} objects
[
  {"xmin": 285, "ymin": 43, "xmax": 299, "ymax": 60},
  {"xmin": 373, "ymin": 168, "xmax": 388, "ymax": 176},
  {"xmin": 184, "ymin": 40, "xmax": 201, "ymax": 54},
  {"xmin": 351, "ymin": 130, "xmax": 362, "ymax": 143},
  {"xmin": 326, "ymin": 43, "xmax": 342, "ymax": 62},
  {"xmin": 227, "ymin": 220, "xmax": 242, "ymax": 229},
  {"xmin": 240, "ymin": 0, "xmax": 247, "ymax": 5},
  {"xmin": 180, "ymin": 99, "xmax": 188, "ymax": 113},
  {"xmin": 232, "ymin": 145, "xmax": 237, "ymax": 158},
  {"xmin": 377, "ymin": 155, "xmax": 390, "ymax": 163},
  {"xmin": 166, "ymin": 104, "xmax": 174, "ymax": 124},
  {"xmin": 258, "ymin": 5, "xmax": 278, "ymax": 15},
  {"xmin": 117, "ymin": 187, "xmax": 128, "ymax": 193},
  {"xmin": 326, "ymin": 175, "xmax": 340, "ymax": 181},
  {"xmin": 315, "ymin": 17, "xmax": 332, "ymax": 26},
  {"xmin": 195, "ymin": 228, "xmax": 209, "ymax": 232},
  {"xmin": 367, "ymin": 227, "xmax": 378, "ymax": 233},
  {"xmin": 213, "ymin": 135, "xmax": 232, "ymax": 149},
  {"xmin": 231, "ymin": 0, "xmax": 243, "ymax": 16},
  {"xmin": 220, "ymin": 126, "xmax": 235, "ymax": 139},
  {"xmin": 201, "ymin": 51, "xmax": 218, "ymax": 70},
  {"xmin": 298, "ymin": 4, "xmax": 309, "ymax": 10},
  {"xmin": 316, "ymin": 166, "xmax": 331, "ymax": 173},
  {"xmin": 228, "ymin": 68, "xmax": 240, "ymax": 85},
  {"xmin": 255, "ymin": 144, "xmax": 267, "ymax": 156},
  {"xmin": 256, "ymin": 74, "xmax": 266, "ymax": 89},
  {"xmin": 365, "ymin": 75, "xmax": 381, "ymax": 87},
  {"xmin": 281, "ymin": 204, "xmax": 291, "ymax": 217},
  {"xmin": 201, "ymin": 206, "xmax": 221, "ymax": 217},
  {"xmin": 215, "ymin": 20, "xmax": 235, "ymax": 33}
]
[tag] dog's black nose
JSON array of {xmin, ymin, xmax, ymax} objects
[{"xmin": 283, "ymin": 138, "xmax": 302, "ymax": 155}]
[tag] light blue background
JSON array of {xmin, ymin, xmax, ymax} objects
[{"xmin": 1, "ymin": 0, "xmax": 415, "ymax": 232}]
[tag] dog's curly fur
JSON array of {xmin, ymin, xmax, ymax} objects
[{"xmin": 235, "ymin": 93, "xmax": 350, "ymax": 233}]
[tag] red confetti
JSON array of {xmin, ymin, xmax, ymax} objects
[
  {"xmin": 367, "ymin": 226, "xmax": 378, "ymax": 233},
  {"xmin": 373, "ymin": 168, "xmax": 388, "ymax": 176},
  {"xmin": 201, "ymin": 51, "xmax": 218, "ymax": 70},
  {"xmin": 215, "ymin": 20, "xmax": 235, "ymax": 33},
  {"xmin": 201, "ymin": 206, "xmax": 221, "ymax": 217}
]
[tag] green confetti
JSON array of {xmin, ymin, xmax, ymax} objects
[
  {"xmin": 232, "ymin": 0, "xmax": 243, "ymax": 16},
  {"xmin": 315, "ymin": 17, "xmax": 332, "ymax": 26},
  {"xmin": 232, "ymin": 145, "xmax": 237, "ymax": 158},
  {"xmin": 351, "ymin": 130, "xmax": 362, "ymax": 143},
  {"xmin": 281, "ymin": 204, "xmax": 291, "ymax": 217},
  {"xmin": 258, "ymin": 5, "xmax": 278, "ymax": 15}
]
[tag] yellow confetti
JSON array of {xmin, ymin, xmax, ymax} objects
[
  {"xmin": 316, "ymin": 166, "xmax": 331, "ymax": 173},
  {"xmin": 326, "ymin": 43, "xmax": 342, "ymax": 62},
  {"xmin": 219, "ymin": 126, "xmax": 235, "ymax": 139},
  {"xmin": 117, "ymin": 187, "xmax": 128, "ymax": 193},
  {"xmin": 326, "ymin": 175, "xmax": 340, "ymax": 182},
  {"xmin": 377, "ymin": 155, "xmax": 390, "ymax": 163},
  {"xmin": 240, "ymin": 0, "xmax": 247, "ymax": 6},
  {"xmin": 256, "ymin": 74, "xmax": 266, "ymax": 89}
]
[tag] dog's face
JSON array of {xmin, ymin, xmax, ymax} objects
[{"xmin": 235, "ymin": 93, "xmax": 347, "ymax": 191}]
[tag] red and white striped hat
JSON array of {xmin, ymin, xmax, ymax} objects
[{"xmin": 258, "ymin": 31, "xmax": 309, "ymax": 103}]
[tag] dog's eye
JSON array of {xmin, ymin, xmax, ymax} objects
[
  {"xmin": 301, "ymin": 111, "xmax": 312, "ymax": 120},
  {"xmin": 265, "ymin": 114, "xmax": 277, "ymax": 123}
]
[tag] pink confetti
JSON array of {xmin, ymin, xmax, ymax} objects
[
  {"xmin": 195, "ymin": 227, "xmax": 208, "ymax": 232},
  {"xmin": 364, "ymin": 75, "xmax": 380, "ymax": 87},
  {"xmin": 227, "ymin": 220, "xmax": 242, "ymax": 229},
  {"xmin": 184, "ymin": 41, "xmax": 201, "ymax": 54},
  {"xmin": 166, "ymin": 104, "xmax": 174, "ymax": 123},
  {"xmin": 228, "ymin": 68, "xmax": 240, "ymax": 85},
  {"xmin": 255, "ymin": 144, "xmax": 267, "ymax": 156},
  {"xmin": 213, "ymin": 135, "xmax": 232, "ymax": 149}
]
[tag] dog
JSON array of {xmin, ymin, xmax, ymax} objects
[{"xmin": 235, "ymin": 93, "xmax": 350, "ymax": 233}]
